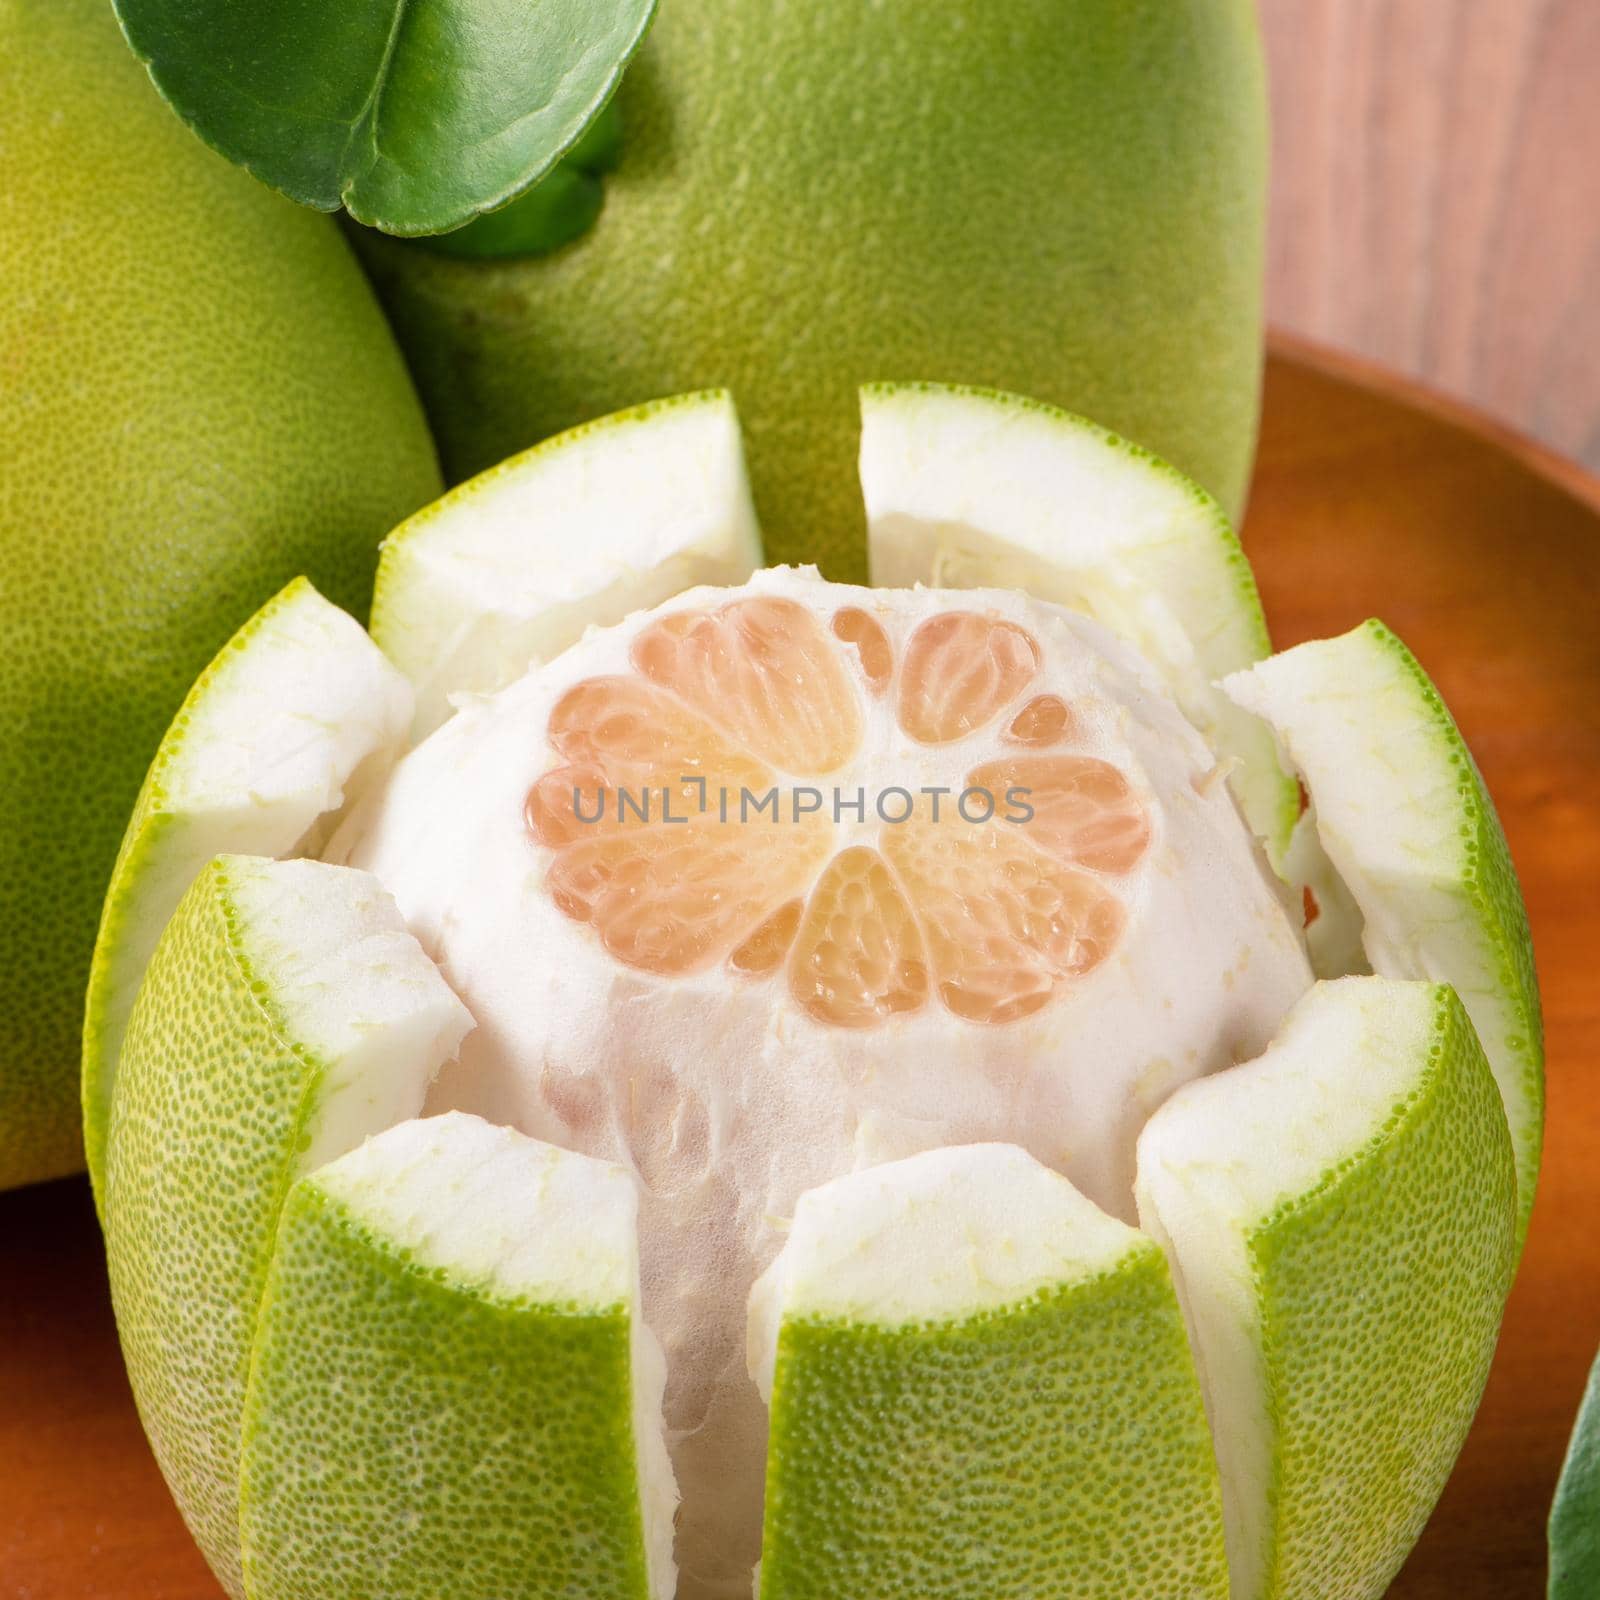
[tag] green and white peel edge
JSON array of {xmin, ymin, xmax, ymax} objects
[
  {"xmin": 371, "ymin": 391, "xmax": 763, "ymax": 739},
  {"xmin": 1223, "ymin": 621, "xmax": 1544, "ymax": 1250},
  {"xmin": 749, "ymin": 1143, "xmax": 1141, "ymax": 1394},
  {"xmin": 859, "ymin": 382, "xmax": 1297, "ymax": 864},
  {"xmin": 1137, "ymin": 976, "xmax": 1516, "ymax": 1600},
  {"xmin": 241, "ymin": 1113, "xmax": 676, "ymax": 1599},
  {"xmin": 82, "ymin": 578, "xmax": 412, "ymax": 1207},
  {"xmin": 103, "ymin": 856, "xmax": 473, "ymax": 1597}
]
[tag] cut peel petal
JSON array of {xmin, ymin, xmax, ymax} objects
[
  {"xmin": 1135, "ymin": 976, "xmax": 1516, "ymax": 1600},
  {"xmin": 239, "ymin": 1113, "xmax": 675, "ymax": 1600},
  {"xmin": 103, "ymin": 856, "xmax": 472, "ymax": 1599},
  {"xmin": 1222, "ymin": 620, "xmax": 1543, "ymax": 1252},
  {"xmin": 81, "ymin": 578, "xmax": 413, "ymax": 1210},
  {"xmin": 859, "ymin": 382, "xmax": 1297, "ymax": 864},
  {"xmin": 749, "ymin": 1145, "xmax": 1229, "ymax": 1600},
  {"xmin": 371, "ymin": 391, "xmax": 763, "ymax": 740}
]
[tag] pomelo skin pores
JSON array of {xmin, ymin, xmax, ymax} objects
[
  {"xmin": 0, "ymin": 0, "xmax": 441, "ymax": 1191},
  {"xmin": 356, "ymin": 0, "xmax": 1268, "ymax": 578},
  {"xmin": 96, "ymin": 386, "xmax": 1537, "ymax": 1600}
]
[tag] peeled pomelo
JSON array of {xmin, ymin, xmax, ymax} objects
[
  {"xmin": 749, "ymin": 1143, "xmax": 1229, "ymax": 1599},
  {"xmin": 0, "ymin": 0, "xmax": 441, "ymax": 1191},
  {"xmin": 81, "ymin": 580, "xmax": 413, "ymax": 1208},
  {"xmin": 371, "ymin": 390, "xmax": 761, "ymax": 738},
  {"xmin": 342, "ymin": 565, "xmax": 1314, "ymax": 1593},
  {"xmin": 1223, "ymin": 622, "xmax": 1544, "ymax": 1249},
  {"xmin": 352, "ymin": 0, "xmax": 1266, "ymax": 577},
  {"xmin": 93, "ymin": 388, "xmax": 1536, "ymax": 1600},
  {"xmin": 861, "ymin": 382, "xmax": 1297, "ymax": 861},
  {"xmin": 239, "ymin": 1113, "xmax": 675, "ymax": 1600},
  {"xmin": 104, "ymin": 856, "xmax": 471, "ymax": 1596},
  {"xmin": 1137, "ymin": 976, "xmax": 1515, "ymax": 1599}
]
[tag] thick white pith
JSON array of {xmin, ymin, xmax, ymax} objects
[
  {"xmin": 860, "ymin": 384, "xmax": 1296, "ymax": 863},
  {"xmin": 748, "ymin": 1142, "xmax": 1146, "ymax": 1401},
  {"xmin": 1224, "ymin": 625, "xmax": 1540, "ymax": 1236},
  {"xmin": 372, "ymin": 392, "xmax": 762, "ymax": 739},
  {"xmin": 224, "ymin": 857, "xmax": 473, "ymax": 1175},
  {"xmin": 1134, "ymin": 977, "xmax": 1445, "ymax": 1599},
  {"xmin": 84, "ymin": 579, "xmax": 412, "ymax": 1195}
]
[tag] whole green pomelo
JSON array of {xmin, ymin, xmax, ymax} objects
[
  {"xmin": 355, "ymin": 0, "xmax": 1265, "ymax": 578},
  {"xmin": 0, "ymin": 0, "xmax": 442, "ymax": 1191}
]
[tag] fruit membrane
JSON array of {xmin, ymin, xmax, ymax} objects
[{"xmin": 96, "ymin": 385, "xmax": 1538, "ymax": 1600}]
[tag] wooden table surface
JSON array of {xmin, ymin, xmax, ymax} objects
[
  {"xmin": 3, "ymin": 338, "xmax": 1598, "ymax": 1598},
  {"xmin": 1263, "ymin": 0, "xmax": 1600, "ymax": 478}
]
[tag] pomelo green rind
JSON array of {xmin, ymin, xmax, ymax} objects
[
  {"xmin": 1550, "ymin": 1346, "xmax": 1600, "ymax": 1598},
  {"xmin": 82, "ymin": 579, "xmax": 412, "ymax": 1210},
  {"xmin": 104, "ymin": 856, "xmax": 472, "ymax": 1598},
  {"xmin": 352, "ymin": 0, "xmax": 1266, "ymax": 580},
  {"xmin": 860, "ymin": 381, "xmax": 1297, "ymax": 862},
  {"xmin": 1223, "ymin": 621, "xmax": 1543, "ymax": 1250},
  {"xmin": 0, "ymin": 0, "xmax": 440, "ymax": 1192},
  {"xmin": 371, "ymin": 390, "xmax": 762, "ymax": 737},
  {"xmin": 1136, "ymin": 977, "xmax": 1516, "ymax": 1600},
  {"xmin": 750, "ymin": 1145, "xmax": 1228, "ymax": 1599},
  {"xmin": 240, "ymin": 1113, "xmax": 675, "ymax": 1600}
]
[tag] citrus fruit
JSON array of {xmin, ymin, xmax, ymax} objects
[
  {"xmin": 81, "ymin": 579, "xmax": 413, "ymax": 1208},
  {"xmin": 1137, "ymin": 975, "xmax": 1516, "ymax": 1599},
  {"xmin": 0, "ymin": 0, "xmax": 441, "ymax": 1191},
  {"xmin": 342, "ymin": 565, "xmax": 1313, "ymax": 1591},
  {"xmin": 239, "ymin": 1112, "xmax": 676, "ymax": 1600},
  {"xmin": 1223, "ymin": 622, "xmax": 1544, "ymax": 1249},
  {"xmin": 371, "ymin": 390, "xmax": 760, "ymax": 738},
  {"xmin": 750, "ymin": 1143, "xmax": 1229, "ymax": 1599},
  {"xmin": 104, "ymin": 856, "xmax": 472, "ymax": 1595},
  {"xmin": 94, "ymin": 387, "xmax": 1535, "ymax": 1600},
  {"xmin": 353, "ymin": 0, "xmax": 1266, "ymax": 577}
]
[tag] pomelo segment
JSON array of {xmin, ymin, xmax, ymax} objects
[
  {"xmin": 632, "ymin": 595, "xmax": 862, "ymax": 774},
  {"xmin": 1135, "ymin": 977, "xmax": 1516, "ymax": 1600},
  {"xmin": 239, "ymin": 1113, "xmax": 675, "ymax": 1600},
  {"xmin": 860, "ymin": 383, "xmax": 1296, "ymax": 862},
  {"xmin": 103, "ymin": 857, "xmax": 472, "ymax": 1598},
  {"xmin": 82, "ymin": 579, "xmax": 412, "ymax": 1209},
  {"xmin": 749, "ymin": 1145, "xmax": 1229, "ymax": 1599},
  {"xmin": 370, "ymin": 392, "xmax": 762, "ymax": 738},
  {"xmin": 1223, "ymin": 621, "xmax": 1543, "ymax": 1248}
]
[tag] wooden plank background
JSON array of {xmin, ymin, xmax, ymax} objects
[{"xmin": 1263, "ymin": 0, "xmax": 1600, "ymax": 472}]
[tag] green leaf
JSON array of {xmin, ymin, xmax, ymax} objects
[
  {"xmin": 111, "ymin": 0, "xmax": 657, "ymax": 236},
  {"xmin": 1551, "ymin": 1346, "xmax": 1600, "ymax": 1598},
  {"xmin": 416, "ymin": 99, "xmax": 621, "ymax": 259}
]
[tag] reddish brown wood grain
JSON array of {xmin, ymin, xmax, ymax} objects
[{"xmin": 2, "ymin": 340, "xmax": 1596, "ymax": 1597}]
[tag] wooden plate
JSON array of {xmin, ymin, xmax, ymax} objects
[{"xmin": 3, "ymin": 336, "xmax": 1596, "ymax": 1597}]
